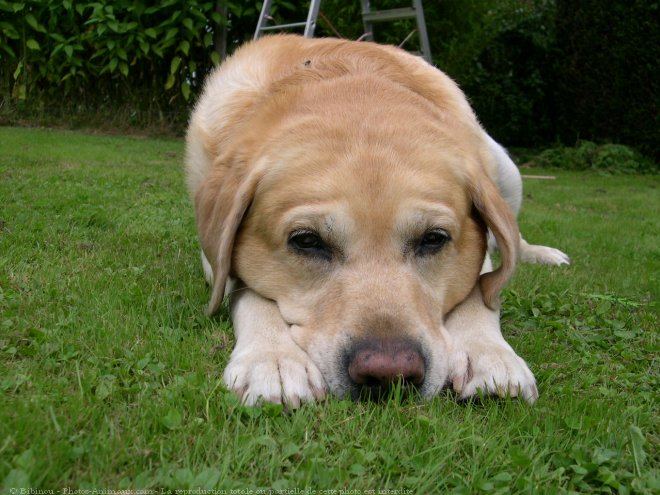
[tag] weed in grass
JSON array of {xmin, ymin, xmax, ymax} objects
[{"xmin": 0, "ymin": 128, "xmax": 658, "ymax": 493}]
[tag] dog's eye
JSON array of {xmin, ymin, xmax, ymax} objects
[
  {"xmin": 415, "ymin": 229, "xmax": 450, "ymax": 257},
  {"xmin": 288, "ymin": 230, "xmax": 332, "ymax": 260}
]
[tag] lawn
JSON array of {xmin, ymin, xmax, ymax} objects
[{"xmin": 0, "ymin": 127, "xmax": 657, "ymax": 493}]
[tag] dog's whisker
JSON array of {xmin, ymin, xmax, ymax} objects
[{"xmin": 226, "ymin": 285, "xmax": 252, "ymax": 297}]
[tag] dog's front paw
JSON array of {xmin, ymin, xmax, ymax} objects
[
  {"xmin": 450, "ymin": 340, "xmax": 538, "ymax": 403},
  {"xmin": 223, "ymin": 345, "xmax": 327, "ymax": 409}
]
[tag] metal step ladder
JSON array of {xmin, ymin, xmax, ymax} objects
[
  {"xmin": 254, "ymin": 0, "xmax": 322, "ymax": 39},
  {"xmin": 254, "ymin": 1, "xmax": 432, "ymax": 64}
]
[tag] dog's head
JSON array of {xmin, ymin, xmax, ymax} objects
[{"xmin": 195, "ymin": 72, "xmax": 519, "ymax": 399}]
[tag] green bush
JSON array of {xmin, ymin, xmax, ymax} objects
[
  {"xmin": 531, "ymin": 141, "xmax": 658, "ymax": 174},
  {"xmin": 0, "ymin": 0, "xmax": 259, "ymax": 130},
  {"xmin": 432, "ymin": 0, "xmax": 558, "ymax": 147}
]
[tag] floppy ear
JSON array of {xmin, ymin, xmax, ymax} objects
[
  {"xmin": 195, "ymin": 160, "xmax": 265, "ymax": 315},
  {"xmin": 468, "ymin": 176, "xmax": 520, "ymax": 309}
]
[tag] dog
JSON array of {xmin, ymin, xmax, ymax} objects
[{"xmin": 185, "ymin": 35, "xmax": 569, "ymax": 408}]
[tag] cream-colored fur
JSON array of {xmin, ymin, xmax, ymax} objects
[{"xmin": 185, "ymin": 35, "xmax": 568, "ymax": 407}]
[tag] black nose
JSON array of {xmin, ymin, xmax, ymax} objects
[{"xmin": 347, "ymin": 338, "xmax": 425, "ymax": 400}]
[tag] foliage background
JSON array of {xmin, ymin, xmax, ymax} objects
[
  {"xmin": 0, "ymin": 0, "xmax": 658, "ymax": 160},
  {"xmin": 554, "ymin": 0, "xmax": 659, "ymax": 160}
]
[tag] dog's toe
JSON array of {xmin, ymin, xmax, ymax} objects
[
  {"xmin": 451, "ymin": 342, "xmax": 538, "ymax": 404},
  {"xmin": 223, "ymin": 347, "xmax": 327, "ymax": 409}
]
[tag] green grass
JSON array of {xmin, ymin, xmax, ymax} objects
[{"xmin": 1, "ymin": 127, "xmax": 658, "ymax": 493}]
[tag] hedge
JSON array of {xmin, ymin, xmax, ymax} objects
[
  {"xmin": 0, "ymin": 0, "xmax": 657, "ymax": 160},
  {"xmin": 555, "ymin": 0, "xmax": 659, "ymax": 159}
]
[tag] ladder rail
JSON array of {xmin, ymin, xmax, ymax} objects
[
  {"xmin": 413, "ymin": 0, "xmax": 432, "ymax": 64},
  {"xmin": 254, "ymin": 0, "xmax": 274, "ymax": 39},
  {"xmin": 304, "ymin": 0, "xmax": 322, "ymax": 37}
]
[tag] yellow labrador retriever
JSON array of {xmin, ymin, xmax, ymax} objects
[{"xmin": 185, "ymin": 35, "xmax": 569, "ymax": 407}]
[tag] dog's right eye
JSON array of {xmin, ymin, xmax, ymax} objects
[
  {"xmin": 288, "ymin": 230, "xmax": 332, "ymax": 261},
  {"xmin": 414, "ymin": 228, "xmax": 451, "ymax": 257}
]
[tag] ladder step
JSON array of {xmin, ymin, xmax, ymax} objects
[
  {"xmin": 362, "ymin": 7, "xmax": 416, "ymax": 23},
  {"xmin": 258, "ymin": 21, "xmax": 308, "ymax": 32}
]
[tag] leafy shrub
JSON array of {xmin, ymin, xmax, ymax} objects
[
  {"xmin": 0, "ymin": 0, "xmax": 259, "ymax": 130},
  {"xmin": 555, "ymin": 0, "xmax": 660, "ymax": 160},
  {"xmin": 531, "ymin": 141, "xmax": 658, "ymax": 174},
  {"xmin": 2, "ymin": 1, "xmax": 217, "ymax": 99},
  {"xmin": 427, "ymin": 0, "xmax": 558, "ymax": 148}
]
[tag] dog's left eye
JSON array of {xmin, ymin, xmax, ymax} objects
[
  {"xmin": 288, "ymin": 230, "xmax": 332, "ymax": 260},
  {"xmin": 415, "ymin": 229, "xmax": 451, "ymax": 257}
]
